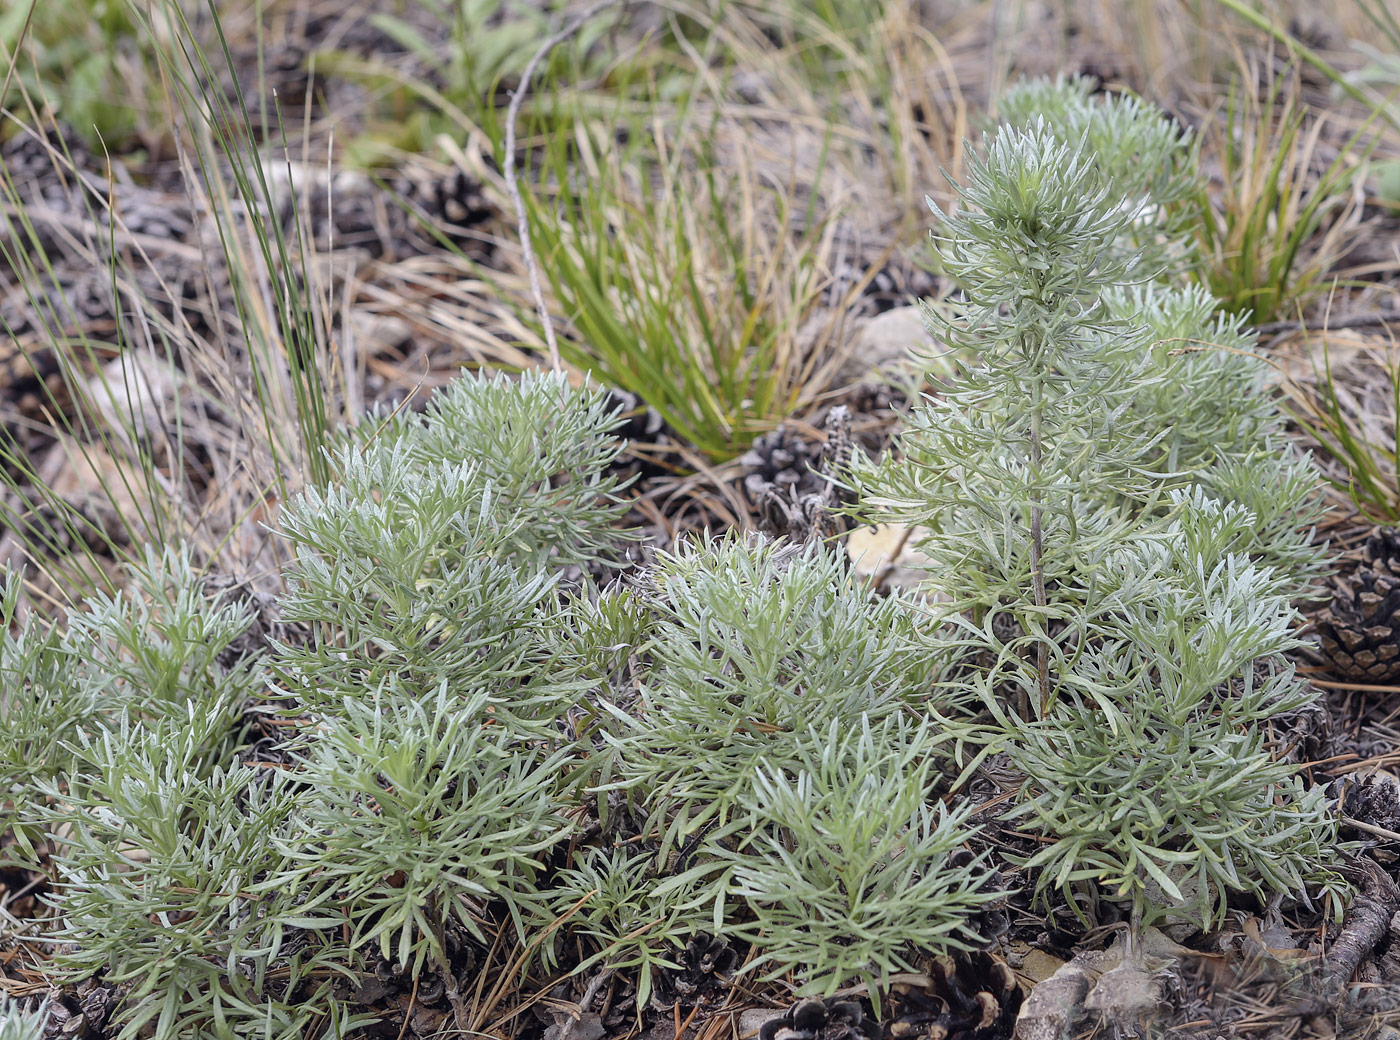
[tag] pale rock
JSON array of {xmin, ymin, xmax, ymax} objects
[
  {"xmin": 1015, "ymin": 929, "xmax": 1183, "ymax": 1040},
  {"xmin": 48, "ymin": 438, "xmax": 153, "ymax": 520},
  {"xmin": 837, "ymin": 305, "xmax": 932, "ymax": 383},
  {"xmin": 1140, "ymin": 861, "xmax": 1209, "ymax": 929},
  {"xmin": 345, "ymin": 311, "xmax": 414, "ymax": 351},
  {"xmin": 847, "ymin": 522, "xmax": 930, "ymax": 589},
  {"xmin": 1018, "ymin": 948, "xmax": 1069, "ymax": 985},
  {"xmin": 737, "ymin": 1008, "xmax": 784, "ymax": 1038},
  {"xmin": 1081, "ymin": 963, "xmax": 1160, "ymax": 1016}
]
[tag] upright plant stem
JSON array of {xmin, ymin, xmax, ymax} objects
[{"xmin": 1029, "ymin": 390, "xmax": 1050, "ymax": 717}]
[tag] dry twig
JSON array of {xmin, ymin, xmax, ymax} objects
[{"xmin": 1294, "ymin": 859, "xmax": 1400, "ymax": 1018}]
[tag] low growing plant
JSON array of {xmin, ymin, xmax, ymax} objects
[
  {"xmin": 0, "ymin": 77, "xmax": 1356, "ymax": 1035},
  {"xmin": 1, "ymin": 546, "xmax": 263, "ymax": 864},
  {"xmin": 851, "ymin": 87, "xmax": 1344, "ymax": 936},
  {"xmin": 713, "ymin": 715, "xmax": 998, "ymax": 1002},
  {"xmin": 32, "ymin": 733, "xmax": 365, "ymax": 1040},
  {"xmin": 1182, "ymin": 56, "xmax": 1367, "ymax": 325},
  {"xmin": 521, "ymin": 79, "xmax": 845, "ymax": 461},
  {"xmin": 6, "ymin": 372, "xmax": 635, "ymax": 1037},
  {"xmin": 8, "ymin": 549, "xmax": 362, "ymax": 1038},
  {"xmin": 0, "ymin": 999, "xmax": 44, "ymax": 1040},
  {"xmin": 8, "ymin": 371, "xmax": 1008, "ymax": 1033},
  {"xmin": 559, "ymin": 537, "xmax": 1001, "ymax": 1005},
  {"xmin": 0, "ymin": 0, "xmax": 155, "ymax": 149},
  {"xmin": 995, "ymin": 74, "xmax": 1203, "ymax": 279},
  {"xmin": 533, "ymin": 843, "xmax": 706, "ymax": 1009},
  {"xmin": 594, "ymin": 537, "xmax": 958, "ymax": 853}
]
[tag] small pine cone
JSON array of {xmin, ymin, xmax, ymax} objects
[
  {"xmin": 431, "ymin": 168, "xmax": 493, "ymax": 239},
  {"xmin": 741, "ymin": 426, "xmax": 817, "ymax": 492},
  {"xmin": 1, "ymin": 122, "xmax": 92, "ymax": 187},
  {"xmin": 759, "ymin": 997, "xmax": 881, "ymax": 1040},
  {"xmin": 113, "ymin": 187, "xmax": 194, "ymax": 242},
  {"xmin": 204, "ymin": 572, "xmax": 307, "ymax": 667},
  {"xmin": 740, "ymin": 426, "xmax": 820, "ymax": 536},
  {"xmin": 391, "ymin": 168, "xmax": 496, "ymax": 256},
  {"xmin": 948, "ymin": 849, "xmax": 1010, "ymax": 950},
  {"xmin": 1316, "ymin": 528, "xmax": 1400, "ymax": 683},
  {"xmin": 883, "ymin": 951, "xmax": 1020, "ymax": 1039},
  {"xmin": 602, "ymin": 388, "xmax": 665, "ymax": 443},
  {"xmin": 650, "ymin": 932, "xmax": 738, "ymax": 1010},
  {"xmin": 1335, "ymin": 773, "xmax": 1400, "ymax": 864}
]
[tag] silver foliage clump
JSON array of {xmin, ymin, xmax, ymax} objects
[
  {"xmin": 0, "ymin": 1000, "xmax": 45, "ymax": 1040},
  {"xmin": 851, "ymin": 89, "xmax": 1344, "ymax": 932},
  {"xmin": 8, "ymin": 371, "xmax": 1001, "ymax": 1033},
  {"xmin": 995, "ymin": 74, "xmax": 1202, "ymax": 278},
  {"xmin": 8, "ymin": 372, "xmax": 639, "ymax": 1038},
  {"xmin": 580, "ymin": 537, "xmax": 996, "ymax": 1003}
]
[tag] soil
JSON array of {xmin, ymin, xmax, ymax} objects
[{"xmin": 6, "ymin": 2, "xmax": 1400, "ymax": 1039}]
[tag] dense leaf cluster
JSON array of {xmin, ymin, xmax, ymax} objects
[
  {"xmin": 851, "ymin": 85, "xmax": 1344, "ymax": 928},
  {"xmin": 3, "ymin": 373, "xmax": 991, "ymax": 1037}
]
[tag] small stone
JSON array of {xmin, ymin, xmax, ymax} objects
[
  {"xmin": 1082, "ymin": 963, "xmax": 1161, "ymax": 1016},
  {"xmin": 846, "ymin": 522, "xmax": 932, "ymax": 588},
  {"xmin": 837, "ymin": 306, "xmax": 934, "ymax": 383},
  {"xmin": 739, "ymin": 1008, "xmax": 784, "ymax": 1038}
]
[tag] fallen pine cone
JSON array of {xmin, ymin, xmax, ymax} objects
[
  {"xmin": 759, "ymin": 997, "xmax": 880, "ymax": 1040},
  {"xmin": 1316, "ymin": 528, "xmax": 1400, "ymax": 683}
]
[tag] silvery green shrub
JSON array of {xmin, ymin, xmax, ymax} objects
[
  {"xmin": 11, "ymin": 369, "xmax": 996, "ymax": 1035},
  {"xmin": 0, "ymin": 1000, "xmax": 44, "ymax": 1040},
  {"xmin": 3, "ymin": 85, "xmax": 1352, "ymax": 1034},
  {"xmin": 2, "ymin": 546, "xmax": 264, "ymax": 872},
  {"xmin": 259, "ymin": 371, "xmax": 634, "ymax": 976},
  {"xmin": 851, "ymin": 88, "xmax": 1343, "ymax": 932},
  {"xmin": 580, "ymin": 537, "xmax": 997, "ymax": 1002},
  {"xmin": 594, "ymin": 537, "xmax": 958, "ymax": 850},
  {"xmin": 996, "ymin": 74, "xmax": 1202, "ymax": 278},
  {"xmin": 4, "ymin": 551, "xmax": 349, "ymax": 1039},
  {"xmin": 713, "ymin": 715, "xmax": 999, "ymax": 1002},
  {"xmin": 273, "ymin": 370, "xmax": 632, "ymax": 728},
  {"xmin": 32, "ymin": 730, "xmax": 364, "ymax": 1040},
  {"xmin": 11, "ymin": 372, "xmax": 638, "ymax": 1037}
]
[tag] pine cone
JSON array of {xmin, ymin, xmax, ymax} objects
[
  {"xmin": 650, "ymin": 932, "xmax": 738, "ymax": 1010},
  {"xmin": 949, "ymin": 848, "xmax": 1010, "ymax": 950},
  {"xmin": 1334, "ymin": 773, "xmax": 1400, "ymax": 864},
  {"xmin": 741, "ymin": 408, "xmax": 854, "ymax": 541},
  {"xmin": 1, "ymin": 122, "xmax": 93, "ymax": 188},
  {"xmin": 742, "ymin": 425, "xmax": 818, "ymax": 494},
  {"xmin": 1317, "ymin": 528, "xmax": 1400, "ymax": 683},
  {"xmin": 759, "ymin": 997, "xmax": 881, "ymax": 1040},
  {"xmin": 825, "ymin": 258, "xmax": 938, "ymax": 317},
  {"xmin": 391, "ymin": 168, "xmax": 496, "ymax": 257},
  {"xmin": 1, "ymin": 124, "xmax": 95, "ymax": 257},
  {"xmin": 602, "ymin": 388, "xmax": 665, "ymax": 443},
  {"xmin": 883, "ymin": 952, "xmax": 1020, "ymax": 1040},
  {"xmin": 430, "ymin": 168, "xmax": 493, "ymax": 241}
]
